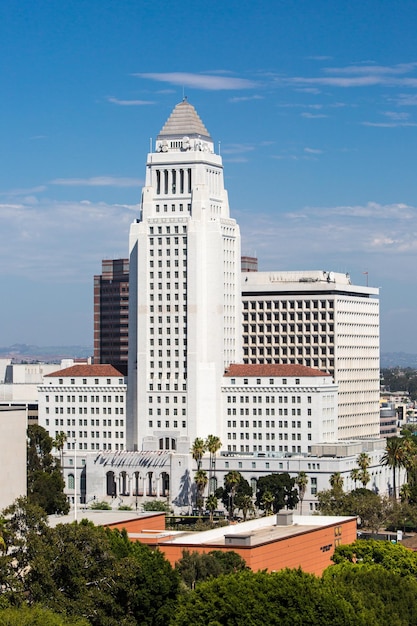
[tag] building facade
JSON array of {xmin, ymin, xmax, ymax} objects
[
  {"xmin": 241, "ymin": 270, "xmax": 380, "ymax": 440},
  {"xmin": 38, "ymin": 364, "xmax": 127, "ymax": 453},
  {"xmin": 94, "ymin": 258, "xmax": 129, "ymax": 375},
  {"xmin": 221, "ymin": 364, "xmax": 338, "ymax": 456},
  {"xmin": 128, "ymin": 99, "xmax": 242, "ymax": 451}
]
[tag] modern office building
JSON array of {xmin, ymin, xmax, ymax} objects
[
  {"xmin": 127, "ymin": 99, "xmax": 242, "ymax": 451},
  {"xmin": 241, "ymin": 270, "xmax": 380, "ymax": 440},
  {"xmin": 94, "ymin": 259, "xmax": 129, "ymax": 375}
]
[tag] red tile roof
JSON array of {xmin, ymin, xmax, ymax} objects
[
  {"xmin": 46, "ymin": 365, "xmax": 124, "ymax": 378},
  {"xmin": 224, "ymin": 364, "xmax": 329, "ymax": 378}
]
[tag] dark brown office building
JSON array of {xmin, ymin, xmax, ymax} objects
[{"xmin": 94, "ymin": 259, "xmax": 129, "ymax": 375}]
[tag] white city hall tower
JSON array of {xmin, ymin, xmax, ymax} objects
[{"xmin": 128, "ymin": 100, "xmax": 242, "ymax": 451}]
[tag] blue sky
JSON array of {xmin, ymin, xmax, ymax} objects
[{"xmin": 1, "ymin": 0, "xmax": 417, "ymax": 352}]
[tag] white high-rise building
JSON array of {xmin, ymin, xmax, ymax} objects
[
  {"xmin": 241, "ymin": 270, "xmax": 380, "ymax": 440},
  {"xmin": 128, "ymin": 100, "xmax": 242, "ymax": 451}
]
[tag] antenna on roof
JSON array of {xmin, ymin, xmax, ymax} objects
[{"xmin": 218, "ymin": 140, "xmax": 221, "ymax": 155}]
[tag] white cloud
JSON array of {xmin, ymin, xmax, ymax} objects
[
  {"xmin": 107, "ymin": 97, "xmax": 155, "ymax": 106},
  {"xmin": 301, "ymin": 112, "xmax": 328, "ymax": 118},
  {"xmin": 221, "ymin": 143, "xmax": 255, "ymax": 155},
  {"xmin": 0, "ymin": 197, "xmax": 137, "ymax": 281},
  {"xmin": 134, "ymin": 72, "xmax": 258, "ymax": 90},
  {"xmin": 304, "ymin": 147, "xmax": 323, "ymax": 154},
  {"xmin": 229, "ymin": 95, "xmax": 264, "ymax": 103},
  {"xmin": 50, "ymin": 176, "xmax": 143, "ymax": 188}
]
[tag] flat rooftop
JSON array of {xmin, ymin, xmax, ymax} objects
[
  {"xmin": 48, "ymin": 509, "xmax": 165, "ymax": 528},
  {"xmin": 153, "ymin": 514, "xmax": 356, "ymax": 548}
]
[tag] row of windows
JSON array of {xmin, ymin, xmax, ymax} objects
[
  {"xmin": 50, "ymin": 418, "xmax": 123, "ymax": 427},
  {"xmin": 148, "ymin": 409, "xmax": 187, "ymax": 416},
  {"xmin": 226, "ymin": 420, "xmax": 312, "ymax": 429},
  {"xmin": 47, "ymin": 395, "xmax": 124, "ymax": 403},
  {"xmin": 227, "ymin": 395, "xmax": 310, "ymax": 403},
  {"xmin": 149, "ymin": 225, "xmax": 187, "ymax": 234},
  {"xmin": 54, "ymin": 378, "xmax": 124, "ymax": 385},
  {"xmin": 243, "ymin": 311, "xmax": 333, "ymax": 321},
  {"xmin": 66, "ymin": 442, "xmax": 122, "ymax": 451},
  {"xmin": 50, "ymin": 407, "xmax": 124, "ymax": 415},
  {"xmin": 227, "ymin": 444, "xmax": 304, "ymax": 453},
  {"xmin": 148, "ymin": 420, "xmax": 186, "ymax": 429},
  {"xmin": 243, "ymin": 300, "xmax": 334, "ymax": 310},
  {"xmin": 227, "ymin": 407, "xmax": 314, "ymax": 417},
  {"xmin": 227, "ymin": 432, "xmax": 309, "ymax": 441}
]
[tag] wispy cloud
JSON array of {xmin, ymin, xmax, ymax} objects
[
  {"xmin": 221, "ymin": 143, "xmax": 255, "ymax": 155},
  {"xmin": 304, "ymin": 147, "xmax": 323, "ymax": 154},
  {"xmin": 50, "ymin": 176, "xmax": 143, "ymax": 188},
  {"xmin": 229, "ymin": 95, "xmax": 264, "ymax": 103},
  {"xmin": 0, "ymin": 198, "xmax": 137, "ymax": 281},
  {"xmin": 107, "ymin": 97, "xmax": 155, "ymax": 106},
  {"xmin": 277, "ymin": 62, "xmax": 417, "ymax": 88},
  {"xmin": 301, "ymin": 112, "xmax": 328, "ymax": 118},
  {"xmin": 135, "ymin": 72, "xmax": 258, "ymax": 90}
]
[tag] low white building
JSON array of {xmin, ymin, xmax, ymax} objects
[
  {"xmin": 38, "ymin": 364, "xmax": 127, "ymax": 454},
  {"xmin": 222, "ymin": 364, "xmax": 338, "ymax": 456},
  {"xmin": 0, "ymin": 405, "xmax": 27, "ymax": 510}
]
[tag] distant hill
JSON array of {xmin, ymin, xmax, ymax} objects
[
  {"xmin": 0, "ymin": 344, "xmax": 93, "ymax": 363},
  {"xmin": 381, "ymin": 353, "xmax": 417, "ymax": 369},
  {"xmin": 0, "ymin": 344, "xmax": 415, "ymax": 369}
]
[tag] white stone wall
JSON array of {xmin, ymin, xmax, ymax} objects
[
  {"xmin": 38, "ymin": 375, "xmax": 127, "ymax": 453},
  {"xmin": 221, "ymin": 373, "xmax": 338, "ymax": 455},
  {"xmin": 0, "ymin": 406, "xmax": 27, "ymax": 509}
]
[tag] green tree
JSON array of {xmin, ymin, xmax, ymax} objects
[
  {"xmin": 175, "ymin": 549, "xmax": 247, "ymax": 589},
  {"xmin": 194, "ymin": 469, "xmax": 208, "ymax": 513},
  {"xmin": 224, "ymin": 470, "xmax": 241, "ymax": 519},
  {"xmin": 52, "ymin": 431, "xmax": 68, "ymax": 471},
  {"xmin": 323, "ymin": 562, "xmax": 417, "ymax": 626},
  {"xmin": 237, "ymin": 494, "xmax": 254, "ymax": 521},
  {"xmin": 255, "ymin": 473, "xmax": 298, "ymax": 514},
  {"xmin": 333, "ymin": 538, "xmax": 417, "ymax": 578},
  {"xmin": 27, "ymin": 425, "xmax": 69, "ymax": 515},
  {"xmin": 205, "ymin": 435, "xmax": 221, "ymax": 491},
  {"xmin": 205, "ymin": 493, "xmax": 218, "ymax": 523},
  {"xmin": 216, "ymin": 472, "xmax": 252, "ymax": 519},
  {"xmin": 329, "ymin": 472, "xmax": 344, "ymax": 496},
  {"xmin": 190, "ymin": 438, "xmax": 206, "ymax": 471},
  {"xmin": 171, "ymin": 569, "xmax": 360, "ymax": 626},
  {"xmin": 0, "ymin": 605, "xmax": 88, "ymax": 626},
  {"xmin": 295, "ymin": 471, "xmax": 308, "ymax": 515},
  {"xmin": 6, "ymin": 518, "xmax": 179, "ymax": 626},
  {"xmin": 381, "ymin": 436, "xmax": 404, "ymax": 499},
  {"xmin": 350, "ymin": 467, "xmax": 361, "ymax": 489}
]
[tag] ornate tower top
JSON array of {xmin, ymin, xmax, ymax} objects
[{"xmin": 155, "ymin": 99, "xmax": 214, "ymax": 154}]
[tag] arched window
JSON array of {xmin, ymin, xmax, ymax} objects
[
  {"xmin": 251, "ymin": 477, "xmax": 257, "ymax": 494},
  {"xmin": 106, "ymin": 471, "xmax": 116, "ymax": 497},
  {"xmin": 67, "ymin": 473, "xmax": 75, "ymax": 490}
]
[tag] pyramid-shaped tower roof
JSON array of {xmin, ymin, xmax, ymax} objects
[{"xmin": 157, "ymin": 99, "xmax": 212, "ymax": 142}]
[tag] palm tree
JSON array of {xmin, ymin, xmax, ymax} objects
[
  {"xmin": 205, "ymin": 435, "xmax": 222, "ymax": 492},
  {"xmin": 261, "ymin": 490, "xmax": 274, "ymax": 516},
  {"xmin": 194, "ymin": 469, "xmax": 208, "ymax": 513},
  {"xmin": 238, "ymin": 494, "xmax": 255, "ymax": 521},
  {"xmin": 329, "ymin": 472, "xmax": 344, "ymax": 497},
  {"xmin": 191, "ymin": 438, "xmax": 206, "ymax": 471},
  {"xmin": 295, "ymin": 471, "xmax": 308, "ymax": 515},
  {"xmin": 53, "ymin": 431, "xmax": 67, "ymax": 470},
  {"xmin": 400, "ymin": 483, "xmax": 411, "ymax": 504},
  {"xmin": 359, "ymin": 469, "xmax": 370, "ymax": 488},
  {"xmin": 350, "ymin": 468, "xmax": 361, "ymax": 489},
  {"xmin": 357, "ymin": 452, "xmax": 371, "ymax": 473},
  {"xmin": 225, "ymin": 470, "xmax": 240, "ymax": 520},
  {"xmin": 381, "ymin": 436, "xmax": 404, "ymax": 499},
  {"xmin": 205, "ymin": 493, "xmax": 218, "ymax": 523}
]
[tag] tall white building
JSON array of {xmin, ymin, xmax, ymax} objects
[
  {"xmin": 241, "ymin": 270, "xmax": 380, "ymax": 440},
  {"xmin": 128, "ymin": 100, "xmax": 242, "ymax": 451}
]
